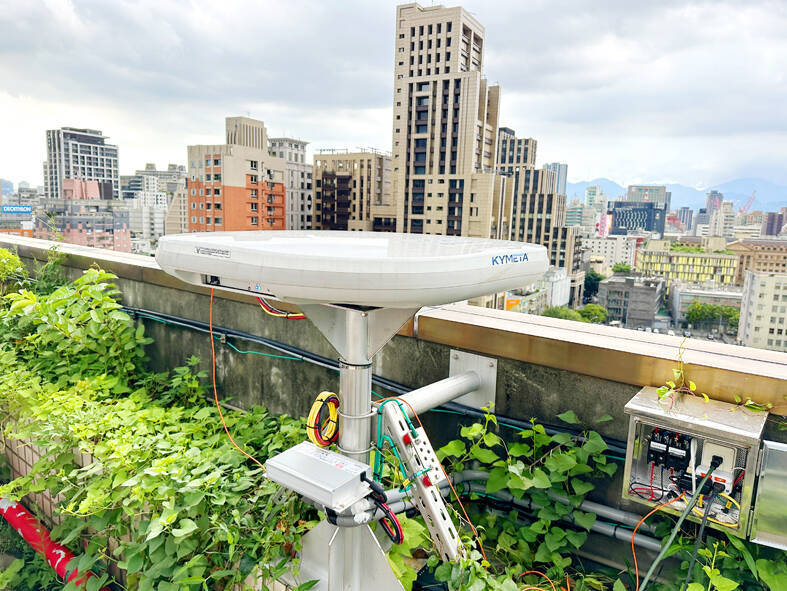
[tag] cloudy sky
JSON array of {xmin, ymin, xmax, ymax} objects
[{"xmin": 1, "ymin": 0, "xmax": 786, "ymax": 188}]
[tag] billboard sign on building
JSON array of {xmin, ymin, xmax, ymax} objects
[{"xmin": 1, "ymin": 205, "xmax": 33, "ymax": 214}]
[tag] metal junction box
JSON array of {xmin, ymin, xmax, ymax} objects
[
  {"xmin": 623, "ymin": 387, "xmax": 767, "ymax": 538},
  {"xmin": 265, "ymin": 441, "xmax": 372, "ymax": 513}
]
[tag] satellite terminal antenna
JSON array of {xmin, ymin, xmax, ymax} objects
[{"xmin": 157, "ymin": 230, "xmax": 548, "ymax": 591}]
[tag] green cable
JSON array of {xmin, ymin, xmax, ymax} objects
[
  {"xmin": 639, "ymin": 467, "xmax": 716, "ymax": 590},
  {"xmin": 222, "ymin": 339, "xmax": 302, "ymax": 360}
]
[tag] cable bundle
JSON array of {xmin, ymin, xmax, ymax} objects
[{"xmin": 307, "ymin": 391, "xmax": 340, "ymax": 447}]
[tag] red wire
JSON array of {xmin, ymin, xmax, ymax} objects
[
  {"xmin": 210, "ymin": 289, "xmax": 266, "ymax": 471},
  {"xmin": 256, "ymin": 296, "xmax": 306, "ymax": 319},
  {"xmin": 733, "ymin": 470, "xmax": 745, "ymax": 487}
]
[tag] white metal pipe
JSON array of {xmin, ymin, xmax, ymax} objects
[{"xmin": 396, "ymin": 371, "xmax": 481, "ymax": 417}]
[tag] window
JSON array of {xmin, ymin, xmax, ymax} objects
[
  {"xmin": 206, "ymin": 216, "xmax": 212, "ymax": 224},
  {"xmin": 190, "ymin": 216, "xmax": 196, "ymax": 223},
  {"xmin": 191, "ymin": 202, "xmax": 196, "ymax": 209},
  {"xmin": 251, "ymin": 203, "xmax": 258, "ymax": 211},
  {"xmin": 199, "ymin": 203, "xmax": 204, "ymax": 209},
  {"xmin": 249, "ymin": 175, "xmax": 258, "ymax": 183},
  {"xmin": 214, "ymin": 173, "xmax": 221, "ymax": 181},
  {"xmin": 250, "ymin": 160, "xmax": 258, "ymax": 170},
  {"xmin": 213, "ymin": 158, "xmax": 221, "ymax": 166},
  {"xmin": 214, "ymin": 217, "xmax": 222, "ymax": 225},
  {"xmin": 206, "ymin": 188, "xmax": 212, "ymax": 196},
  {"xmin": 415, "ymin": 124, "xmax": 428, "ymax": 133},
  {"xmin": 447, "ymin": 22, "xmax": 452, "ymax": 32},
  {"xmin": 214, "ymin": 188, "xmax": 221, "ymax": 196},
  {"xmin": 205, "ymin": 159, "xmax": 211, "ymax": 167},
  {"xmin": 251, "ymin": 216, "xmax": 259, "ymax": 225},
  {"xmin": 206, "ymin": 202, "xmax": 212, "ymax": 210},
  {"xmin": 214, "ymin": 203, "xmax": 222, "ymax": 210},
  {"xmin": 251, "ymin": 189, "xmax": 257, "ymax": 198},
  {"xmin": 190, "ymin": 188, "xmax": 196, "ymax": 196},
  {"xmin": 205, "ymin": 174, "xmax": 211, "ymax": 181},
  {"xmin": 199, "ymin": 216, "xmax": 204, "ymax": 223}
]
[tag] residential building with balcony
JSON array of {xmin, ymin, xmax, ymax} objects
[
  {"xmin": 388, "ymin": 2, "xmax": 501, "ymax": 237},
  {"xmin": 598, "ymin": 274, "xmax": 665, "ymax": 329},
  {"xmin": 637, "ymin": 241, "xmax": 738, "ymax": 287},
  {"xmin": 43, "ymin": 127, "xmax": 120, "ymax": 200},
  {"xmin": 314, "ymin": 150, "xmax": 391, "ymax": 231},
  {"xmin": 738, "ymin": 270, "xmax": 787, "ymax": 352},
  {"xmin": 269, "ymin": 137, "xmax": 313, "ymax": 230},
  {"xmin": 186, "ymin": 117, "xmax": 286, "ymax": 233},
  {"xmin": 583, "ymin": 235, "xmax": 643, "ymax": 273}
]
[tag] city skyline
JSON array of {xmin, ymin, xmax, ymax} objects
[{"xmin": 1, "ymin": 0, "xmax": 786, "ymax": 189}]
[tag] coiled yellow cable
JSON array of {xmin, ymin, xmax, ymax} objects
[{"xmin": 307, "ymin": 391, "xmax": 340, "ymax": 447}]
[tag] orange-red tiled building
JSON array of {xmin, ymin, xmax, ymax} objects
[{"xmin": 185, "ymin": 117, "xmax": 287, "ymax": 233}]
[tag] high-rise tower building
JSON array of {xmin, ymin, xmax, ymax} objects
[
  {"xmin": 185, "ymin": 117, "xmax": 286, "ymax": 233},
  {"xmin": 544, "ymin": 163, "xmax": 567, "ymax": 195},
  {"xmin": 269, "ymin": 138, "xmax": 313, "ymax": 229},
  {"xmin": 626, "ymin": 185, "xmax": 670, "ymax": 209},
  {"xmin": 43, "ymin": 127, "xmax": 120, "ymax": 200},
  {"xmin": 385, "ymin": 2, "xmax": 500, "ymax": 237},
  {"xmin": 314, "ymin": 149, "xmax": 392, "ymax": 231}
]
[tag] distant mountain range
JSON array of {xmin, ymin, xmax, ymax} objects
[{"xmin": 565, "ymin": 178, "xmax": 787, "ymax": 212}]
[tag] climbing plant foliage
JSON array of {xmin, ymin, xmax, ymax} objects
[{"xmin": 0, "ymin": 265, "xmax": 784, "ymax": 591}]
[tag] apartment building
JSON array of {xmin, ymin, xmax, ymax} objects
[
  {"xmin": 43, "ymin": 127, "xmax": 120, "ymax": 200},
  {"xmin": 727, "ymin": 239, "xmax": 787, "ymax": 284},
  {"xmin": 676, "ymin": 207, "xmax": 693, "ymax": 232},
  {"xmin": 626, "ymin": 185, "xmax": 670, "ymax": 209},
  {"xmin": 583, "ymin": 235, "xmax": 642, "ymax": 272},
  {"xmin": 544, "ymin": 163, "xmax": 567, "ymax": 195},
  {"xmin": 386, "ymin": 2, "xmax": 500, "ymax": 237},
  {"xmin": 637, "ymin": 241, "xmax": 738, "ymax": 286},
  {"xmin": 761, "ymin": 212, "xmax": 785, "ymax": 237},
  {"xmin": 164, "ymin": 181, "xmax": 188, "ymax": 235},
  {"xmin": 598, "ymin": 275, "xmax": 665, "ymax": 329},
  {"xmin": 186, "ymin": 117, "xmax": 286, "ymax": 233},
  {"xmin": 313, "ymin": 150, "xmax": 392, "ymax": 231},
  {"xmin": 585, "ymin": 185, "xmax": 606, "ymax": 209},
  {"xmin": 269, "ymin": 138, "xmax": 313, "ymax": 229},
  {"xmin": 709, "ymin": 201, "xmax": 735, "ymax": 238},
  {"xmin": 738, "ymin": 271, "xmax": 787, "ymax": 352}
]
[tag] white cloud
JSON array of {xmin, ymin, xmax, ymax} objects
[{"xmin": 0, "ymin": 0, "xmax": 785, "ymax": 188}]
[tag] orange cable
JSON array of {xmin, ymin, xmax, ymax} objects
[
  {"xmin": 518, "ymin": 570, "xmax": 557, "ymax": 591},
  {"xmin": 632, "ymin": 493, "xmax": 685, "ymax": 591},
  {"xmin": 210, "ymin": 289, "xmax": 266, "ymax": 471}
]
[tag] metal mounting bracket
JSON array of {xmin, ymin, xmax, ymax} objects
[{"xmin": 448, "ymin": 349, "xmax": 497, "ymax": 410}]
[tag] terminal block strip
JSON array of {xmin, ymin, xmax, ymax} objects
[{"xmin": 380, "ymin": 403, "xmax": 464, "ymax": 561}]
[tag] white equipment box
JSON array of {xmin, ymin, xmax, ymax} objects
[{"xmin": 266, "ymin": 442, "xmax": 372, "ymax": 512}]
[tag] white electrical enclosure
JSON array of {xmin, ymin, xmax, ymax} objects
[
  {"xmin": 623, "ymin": 387, "xmax": 767, "ymax": 538},
  {"xmin": 265, "ymin": 442, "xmax": 372, "ymax": 513},
  {"xmin": 156, "ymin": 231, "xmax": 548, "ymax": 308}
]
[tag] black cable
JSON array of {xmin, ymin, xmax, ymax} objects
[
  {"xmin": 376, "ymin": 500, "xmax": 403, "ymax": 544},
  {"xmin": 681, "ymin": 487, "xmax": 720, "ymax": 591},
  {"xmin": 125, "ymin": 305, "xmax": 631, "ymax": 455}
]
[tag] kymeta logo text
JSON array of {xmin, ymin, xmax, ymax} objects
[{"xmin": 491, "ymin": 253, "xmax": 528, "ymax": 266}]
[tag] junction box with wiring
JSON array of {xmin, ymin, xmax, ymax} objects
[{"xmin": 623, "ymin": 387, "xmax": 787, "ymax": 549}]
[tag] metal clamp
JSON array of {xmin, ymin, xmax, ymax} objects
[
  {"xmin": 337, "ymin": 408, "xmax": 377, "ymax": 421},
  {"xmin": 336, "ymin": 442, "xmax": 376, "ymax": 455}
]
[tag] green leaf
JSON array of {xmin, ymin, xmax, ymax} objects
[
  {"xmin": 508, "ymin": 442, "xmax": 531, "ymax": 457},
  {"xmin": 595, "ymin": 414, "xmax": 614, "ymax": 423},
  {"xmin": 485, "ymin": 467, "xmax": 509, "ymax": 493},
  {"xmin": 557, "ymin": 410, "xmax": 579, "ymax": 424},
  {"xmin": 709, "ymin": 574, "xmax": 738, "ymax": 591},
  {"xmin": 725, "ymin": 534, "xmax": 757, "ymax": 580},
  {"xmin": 544, "ymin": 527, "xmax": 566, "ymax": 552},
  {"xmin": 172, "ymin": 518, "xmax": 198, "ymax": 538},
  {"xmin": 530, "ymin": 468, "xmax": 551, "ymax": 489},
  {"xmin": 571, "ymin": 478, "xmax": 595, "ymax": 495},
  {"xmin": 565, "ymin": 529, "xmax": 587, "ymax": 548},
  {"xmin": 437, "ymin": 439, "xmax": 465, "ymax": 459},
  {"xmin": 460, "ymin": 423, "xmax": 484, "ymax": 439},
  {"xmin": 482, "ymin": 432, "xmax": 501, "ymax": 447},
  {"xmin": 469, "ymin": 446, "xmax": 499, "ymax": 464},
  {"xmin": 572, "ymin": 510, "xmax": 596, "ymax": 530},
  {"xmin": 613, "ymin": 580, "xmax": 626, "ymax": 591},
  {"xmin": 544, "ymin": 452, "xmax": 577, "ymax": 473}
]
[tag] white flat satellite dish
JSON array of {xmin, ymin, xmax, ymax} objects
[{"xmin": 156, "ymin": 231, "xmax": 548, "ymax": 308}]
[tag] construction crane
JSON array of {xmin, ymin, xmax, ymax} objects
[{"xmin": 739, "ymin": 190, "xmax": 756, "ymax": 214}]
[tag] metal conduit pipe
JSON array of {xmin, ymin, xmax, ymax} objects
[
  {"xmin": 382, "ymin": 471, "xmax": 655, "ymax": 534},
  {"xmin": 323, "ymin": 483, "xmax": 661, "ymax": 552},
  {"xmin": 395, "ymin": 372, "xmax": 481, "ymax": 417}
]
